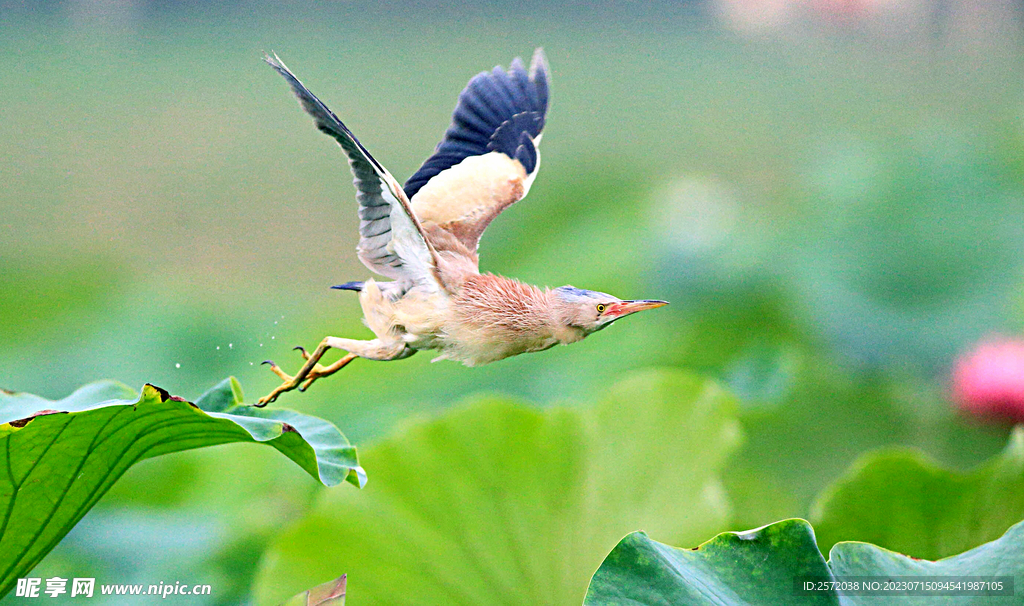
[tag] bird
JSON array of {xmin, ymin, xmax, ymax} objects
[{"xmin": 258, "ymin": 49, "xmax": 666, "ymax": 406}]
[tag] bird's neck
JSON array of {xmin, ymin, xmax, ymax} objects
[
  {"xmin": 454, "ymin": 275, "xmax": 579, "ymax": 343},
  {"xmin": 442, "ymin": 275, "xmax": 587, "ymax": 365}
]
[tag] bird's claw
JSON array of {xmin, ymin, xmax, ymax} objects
[
  {"xmin": 298, "ymin": 373, "xmax": 320, "ymax": 392},
  {"xmin": 257, "ymin": 358, "xmax": 301, "ymax": 406},
  {"xmin": 261, "ymin": 359, "xmax": 294, "ymax": 382},
  {"xmin": 258, "ymin": 342, "xmax": 355, "ymax": 404},
  {"xmin": 257, "ymin": 345, "xmax": 323, "ymax": 404},
  {"xmin": 257, "ymin": 377, "xmax": 295, "ymax": 407}
]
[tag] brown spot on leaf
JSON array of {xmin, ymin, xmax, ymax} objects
[
  {"xmin": 9, "ymin": 409, "xmax": 66, "ymax": 428},
  {"xmin": 143, "ymin": 384, "xmax": 197, "ymax": 408},
  {"xmin": 282, "ymin": 422, "xmax": 297, "ymax": 433},
  {"xmin": 1, "ymin": 388, "xmax": 16, "ymax": 395},
  {"xmin": 146, "ymin": 384, "xmax": 173, "ymax": 402}
]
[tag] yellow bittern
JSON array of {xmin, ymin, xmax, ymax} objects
[{"xmin": 259, "ymin": 49, "xmax": 666, "ymax": 406}]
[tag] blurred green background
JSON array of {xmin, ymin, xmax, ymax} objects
[{"xmin": 2, "ymin": 0, "xmax": 1024, "ymax": 603}]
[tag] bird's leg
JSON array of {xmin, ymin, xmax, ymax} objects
[
  {"xmin": 257, "ymin": 338, "xmax": 335, "ymax": 406},
  {"xmin": 290, "ymin": 345, "xmax": 330, "ymax": 372},
  {"xmin": 298, "ymin": 352, "xmax": 358, "ymax": 391},
  {"xmin": 286, "ymin": 345, "xmax": 358, "ymax": 391},
  {"xmin": 263, "ymin": 346, "xmax": 332, "ymax": 383},
  {"xmin": 297, "ymin": 337, "xmax": 410, "ymax": 393},
  {"xmin": 257, "ymin": 337, "xmax": 410, "ymax": 405}
]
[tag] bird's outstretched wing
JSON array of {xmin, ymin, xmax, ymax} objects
[
  {"xmin": 265, "ymin": 53, "xmax": 442, "ymax": 291},
  {"xmin": 406, "ymin": 49, "xmax": 549, "ymax": 255}
]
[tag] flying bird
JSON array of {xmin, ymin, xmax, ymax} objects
[{"xmin": 259, "ymin": 49, "xmax": 666, "ymax": 406}]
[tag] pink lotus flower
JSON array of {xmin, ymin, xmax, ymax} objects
[{"xmin": 952, "ymin": 337, "xmax": 1024, "ymax": 423}]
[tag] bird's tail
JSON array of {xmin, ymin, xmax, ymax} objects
[{"xmin": 331, "ymin": 281, "xmax": 365, "ymax": 292}]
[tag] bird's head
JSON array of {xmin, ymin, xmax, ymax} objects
[{"xmin": 551, "ymin": 286, "xmax": 667, "ymax": 335}]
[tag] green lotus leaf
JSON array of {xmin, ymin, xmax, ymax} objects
[
  {"xmin": 0, "ymin": 378, "xmax": 364, "ymax": 598},
  {"xmin": 585, "ymin": 518, "xmax": 1024, "ymax": 606},
  {"xmin": 585, "ymin": 519, "xmax": 837, "ymax": 606},
  {"xmin": 254, "ymin": 369, "xmax": 743, "ymax": 605},
  {"xmin": 811, "ymin": 426, "xmax": 1024, "ymax": 560},
  {"xmin": 830, "ymin": 517, "xmax": 1023, "ymax": 606}
]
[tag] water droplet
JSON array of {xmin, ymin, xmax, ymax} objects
[
  {"xmin": 229, "ymin": 343, "xmax": 233, "ymax": 349},
  {"xmin": 271, "ymin": 336, "xmax": 275, "ymax": 340},
  {"xmin": 250, "ymin": 362, "xmax": 254, "ymax": 365},
  {"xmin": 216, "ymin": 346, "xmax": 220, "ymax": 350},
  {"xmin": 175, "ymin": 363, "xmax": 181, "ymax": 368},
  {"xmin": 259, "ymin": 343, "xmax": 263, "ymax": 347}
]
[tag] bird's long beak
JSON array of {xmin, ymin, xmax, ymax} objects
[{"xmin": 604, "ymin": 299, "xmax": 668, "ymax": 320}]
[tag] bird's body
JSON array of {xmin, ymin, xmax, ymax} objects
[{"xmin": 258, "ymin": 50, "xmax": 665, "ymax": 405}]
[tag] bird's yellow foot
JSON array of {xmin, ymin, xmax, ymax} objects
[
  {"xmin": 256, "ymin": 361, "xmax": 295, "ymax": 407},
  {"xmin": 291, "ymin": 346, "xmax": 330, "ymax": 391},
  {"xmin": 288, "ymin": 347, "xmax": 328, "ymax": 391},
  {"xmin": 256, "ymin": 343, "xmax": 358, "ymax": 406},
  {"xmin": 256, "ymin": 347, "xmax": 326, "ymax": 406},
  {"xmin": 299, "ymin": 352, "xmax": 358, "ymax": 392}
]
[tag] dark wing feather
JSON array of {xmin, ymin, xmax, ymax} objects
[
  {"xmin": 265, "ymin": 53, "xmax": 442, "ymax": 290},
  {"xmin": 404, "ymin": 49, "xmax": 549, "ymax": 200}
]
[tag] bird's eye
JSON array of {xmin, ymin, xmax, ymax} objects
[{"xmin": 596, "ymin": 304, "xmax": 607, "ymax": 313}]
